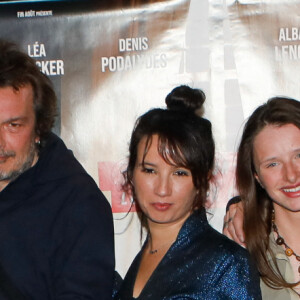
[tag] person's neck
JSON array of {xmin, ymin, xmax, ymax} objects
[
  {"xmin": 273, "ymin": 206, "xmax": 300, "ymax": 253},
  {"xmin": 32, "ymin": 151, "xmax": 39, "ymax": 167},
  {"xmin": 147, "ymin": 216, "xmax": 188, "ymax": 250},
  {"xmin": 0, "ymin": 180, "xmax": 9, "ymax": 192}
]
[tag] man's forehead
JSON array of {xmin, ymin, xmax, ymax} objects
[
  {"xmin": 1, "ymin": 83, "xmax": 33, "ymax": 94},
  {"xmin": 0, "ymin": 85, "xmax": 35, "ymax": 120},
  {"xmin": 0, "ymin": 84, "xmax": 34, "ymax": 102}
]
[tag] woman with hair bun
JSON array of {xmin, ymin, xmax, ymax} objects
[
  {"xmin": 165, "ymin": 85, "xmax": 206, "ymax": 115},
  {"xmin": 114, "ymin": 86, "xmax": 261, "ymax": 299}
]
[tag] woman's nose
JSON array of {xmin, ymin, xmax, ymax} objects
[
  {"xmin": 284, "ymin": 162, "xmax": 298, "ymax": 183},
  {"xmin": 154, "ymin": 175, "xmax": 172, "ymax": 197}
]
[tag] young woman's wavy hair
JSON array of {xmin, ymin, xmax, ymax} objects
[
  {"xmin": 0, "ymin": 40, "xmax": 57, "ymax": 147},
  {"xmin": 123, "ymin": 88, "xmax": 214, "ymax": 229},
  {"xmin": 236, "ymin": 96, "xmax": 300, "ymax": 290}
]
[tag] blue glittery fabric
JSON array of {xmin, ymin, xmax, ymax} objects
[{"xmin": 114, "ymin": 209, "xmax": 262, "ymax": 299}]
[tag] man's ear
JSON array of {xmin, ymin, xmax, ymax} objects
[{"xmin": 35, "ymin": 137, "xmax": 40, "ymax": 144}]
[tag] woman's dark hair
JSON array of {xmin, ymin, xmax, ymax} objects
[
  {"xmin": 236, "ymin": 96, "xmax": 300, "ymax": 290},
  {"xmin": 165, "ymin": 85, "xmax": 206, "ymax": 115},
  {"xmin": 124, "ymin": 86, "xmax": 214, "ymax": 215},
  {"xmin": 0, "ymin": 40, "xmax": 57, "ymax": 146}
]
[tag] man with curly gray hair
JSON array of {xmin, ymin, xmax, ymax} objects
[{"xmin": 0, "ymin": 40, "xmax": 114, "ymax": 300}]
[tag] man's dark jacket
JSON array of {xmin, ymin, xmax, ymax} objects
[{"xmin": 0, "ymin": 133, "xmax": 114, "ymax": 300}]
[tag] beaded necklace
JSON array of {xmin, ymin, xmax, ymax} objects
[{"xmin": 271, "ymin": 215, "xmax": 300, "ymax": 275}]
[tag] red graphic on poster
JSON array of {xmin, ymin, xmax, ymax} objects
[
  {"xmin": 209, "ymin": 152, "xmax": 238, "ymax": 208},
  {"xmin": 98, "ymin": 161, "xmax": 138, "ymax": 213}
]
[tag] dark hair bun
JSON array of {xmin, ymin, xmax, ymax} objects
[{"xmin": 165, "ymin": 85, "xmax": 205, "ymax": 113}]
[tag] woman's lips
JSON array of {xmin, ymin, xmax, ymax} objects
[
  {"xmin": 151, "ymin": 202, "xmax": 172, "ymax": 211},
  {"xmin": 281, "ymin": 184, "xmax": 300, "ymax": 198}
]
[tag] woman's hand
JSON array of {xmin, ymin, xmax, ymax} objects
[{"xmin": 223, "ymin": 201, "xmax": 246, "ymax": 247}]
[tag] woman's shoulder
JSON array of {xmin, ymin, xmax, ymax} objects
[
  {"xmin": 180, "ymin": 210, "xmax": 250, "ymax": 262},
  {"xmin": 198, "ymin": 224, "xmax": 251, "ymax": 261}
]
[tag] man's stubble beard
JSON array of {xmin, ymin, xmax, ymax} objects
[{"xmin": 0, "ymin": 139, "xmax": 38, "ymax": 184}]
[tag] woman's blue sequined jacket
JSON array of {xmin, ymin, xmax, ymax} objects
[{"xmin": 114, "ymin": 208, "xmax": 262, "ymax": 299}]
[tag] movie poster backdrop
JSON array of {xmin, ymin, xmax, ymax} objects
[{"xmin": 0, "ymin": 0, "xmax": 299, "ymax": 275}]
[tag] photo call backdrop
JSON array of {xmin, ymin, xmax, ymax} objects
[{"xmin": 0, "ymin": 0, "xmax": 299, "ymax": 276}]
